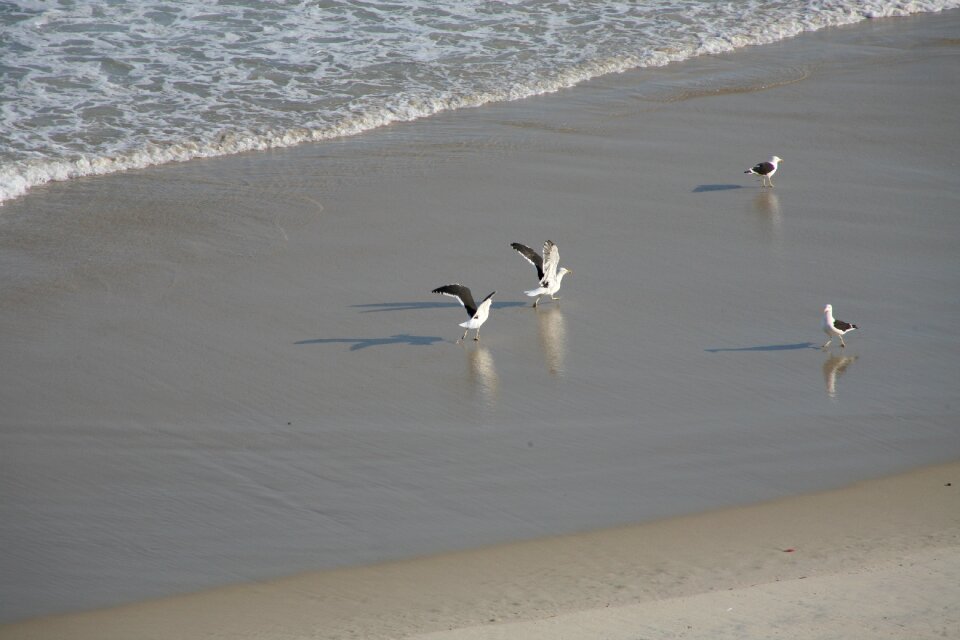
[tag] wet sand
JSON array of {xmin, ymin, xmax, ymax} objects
[
  {"xmin": 2, "ymin": 8, "xmax": 960, "ymax": 633},
  {"xmin": 3, "ymin": 462, "xmax": 957, "ymax": 639}
]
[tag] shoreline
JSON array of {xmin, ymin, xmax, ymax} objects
[
  {"xmin": 2, "ymin": 9, "xmax": 959, "ymax": 630},
  {"xmin": 4, "ymin": 5, "xmax": 957, "ymax": 207},
  {"xmin": 3, "ymin": 460, "xmax": 957, "ymax": 638}
]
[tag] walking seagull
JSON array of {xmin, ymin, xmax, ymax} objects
[
  {"xmin": 744, "ymin": 155, "xmax": 782, "ymax": 188},
  {"xmin": 432, "ymin": 284, "xmax": 496, "ymax": 342},
  {"xmin": 821, "ymin": 304, "xmax": 858, "ymax": 348},
  {"xmin": 511, "ymin": 240, "xmax": 572, "ymax": 307}
]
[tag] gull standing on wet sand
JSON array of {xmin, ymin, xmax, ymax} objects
[
  {"xmin": 822, "ymin": 304, "xmax": 859, "ymax": 348},
  {"xmin": 511, "ymin": 240, "xmax": 572, "ymax": 307},
  {"xmin": 432, "ymin": 284, "xmax": 496, "ymax": 343},
  {"xmin": 745, "ymin": 155, "xmax": 783, "ymax": 188}
]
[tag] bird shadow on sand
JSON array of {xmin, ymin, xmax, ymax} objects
[
  {"xmin": 295, "ymin": 334, "xmax": 443, "ymax": 351},
  {"xmin": 705, "ymin": 342, "xmax": 818, "ymax": 353},
  {"xmin": 353, "ymin": 301, "xmax": 528, "ymax": 313},
  {"xmin": 693, "ymin": 184, "xmax": 744, "ymax": 193}
]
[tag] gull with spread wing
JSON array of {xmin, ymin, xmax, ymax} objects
[
  {"xmin": 432, "ymin": 284, "xmax": 496, "ymax": 342},
  {"xmin": 511, "ymin": 240, "xmax": 572, "ymax": 307}
]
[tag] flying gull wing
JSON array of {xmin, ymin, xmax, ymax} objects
[
  {"xmin": 511, "ymin": 242, "xmax": 544, "ymax": 281},
  {"xmin": 432, "ymin": 283, "xmax": 478, "ymax": 317},
  {"xmin": 540, "ymin": 240, "xmax": 559, "ymax": 285}
]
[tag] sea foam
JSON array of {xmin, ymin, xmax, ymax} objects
[{"xmin": 2, "ymin": 0, "xmax": 957, "ymax": 204}]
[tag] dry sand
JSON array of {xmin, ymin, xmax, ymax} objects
[{"xmin": 2, "ymin": 8, "xmax": 960, "ymax": 637}]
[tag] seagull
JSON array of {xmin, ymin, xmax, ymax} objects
[
  {"xmin": 510, "ymin": 240, "xmax": 572, "ymax": 307},
  {"xmin": 821, "ymin": 304, "xmax": 858, "ymax": 348},
  {"xmin": 432, "ymin": 284, "xmax": 496, "ymax": 342},
  {"xmin": 744, "ymin": 155, "xmax": 782, "ymax": 188}
]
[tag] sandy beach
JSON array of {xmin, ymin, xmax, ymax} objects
[
  {"xmin": 3, "ymin": 462, "xmax": 958, "ymax": 639},
  {"xmin": 2, "ymin": 8, "xmax": 959, "ymax": 638}
]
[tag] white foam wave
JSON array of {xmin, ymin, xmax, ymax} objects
[{"xmin": 1, "ymin": 0, "xmax": 957, "ymax": 205}]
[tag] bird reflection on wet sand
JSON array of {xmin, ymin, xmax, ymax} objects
[
  {"xmin": 467, "ymin": 345, "xmax": 499, "ymax": 407},
  {"xmin": 823, "ymin": 354, "xmax": 857, "ymax": 398},
  {"xmin": 753, "ymin": 191, "xmax": 782, "ymax": 243},
  {"xmin": 536, "ymin": 305, "xmax": 568, "ymax": 375}
]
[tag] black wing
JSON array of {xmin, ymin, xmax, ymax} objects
[
  {"xmin": 511, "ymin": 242, "xmax": 544, "ymax": 281},
  {"xmin": 432, "ymin": 283, "xmax": 477, "ymax": 317},
  {"xmin": 833, "ymin": 319, "xmax": 854, "ymax": 332},
  {"xmin": 752, "ymin": 161, "xmax": 774, "ymax": 175}
]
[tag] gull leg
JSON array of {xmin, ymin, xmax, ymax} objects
[
  {"xmin": 769, "ymin": 176, "xmax": 775, "ymax": 188},
  {"xmin": 822, "ymin": 338, "xmax": 832, "ymax": 349},
  {"xmin": 551, "ymin": 295, "xmax": 560, "ymax": 301},
  {"xmin": 533, "ymin": 296, "xmax": 541, "ymax": 307},
  {"xmin": 459, "ymin": 329, "xmax": 469, "ymax": 343},
  {"xmin": 839, "ymin": 335, "xmax": 846, "ymax": 348}
]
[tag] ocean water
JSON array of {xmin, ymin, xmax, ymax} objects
[{"xmin": 2, "ymin": 0, "xmax": 957, "ymax": 205}]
